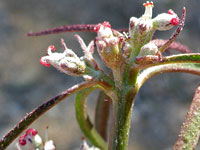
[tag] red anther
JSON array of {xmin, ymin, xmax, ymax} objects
[
  {"xmin": 19, "ymin": 135, "xmax": 26, "ymax": 146},
  {"xmin": 40, "ymin": 58, "xmax": 50, "ymax": 67},
  {"xmin": 26, "ymin": 128, "xmax": 38, "ymax": 136},
  {"xmin": 46, "ymin": 45, "xmax": 55, "ymax": 55},
  {"xmin": 143, "ymin": 1, "xmax": 153, "ymax": 7},
  {"xmin": 171, "ymin": 18, "xmax": 179, "ymax": 26},
  {"xmin": 49, "ymin": 45, "xmax": 55, "ymax": 51},
  {"xmin": 94, "ymin": 21, "xmax": 111, "ymax": 32},
  {"xmin": 102, "ymin": 21, "xmax": 111, "ymax": 28},
  {"xmin": 168, "ymin": 9, "xmax": 175, "ymax": 15}
]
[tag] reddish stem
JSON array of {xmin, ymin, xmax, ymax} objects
[
  {"xmin": 152, "ymin": 39, "xmax": 191, "ymax": 53},
  {"xmin": 27, "ymin": 24, "xmax": 128, "ymax": 36}
]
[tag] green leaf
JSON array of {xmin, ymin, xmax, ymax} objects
[
  {"xmin": 75, "ymin": 87, "xmax": 108, "ymax": 150},
  {"xmin": 174, "ymin": 85, "xmax": 200, "ymax": 150}
]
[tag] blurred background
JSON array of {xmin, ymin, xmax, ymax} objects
[{"xmin": 0, "ymin": 0, "xmax": 200, "ymax": 149}]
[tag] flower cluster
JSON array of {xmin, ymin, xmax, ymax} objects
[
  {"xmin": 17, "ymin": 128, "xmax": 55, "ymax": 150},
  {"xmin": 39, "ymin": 1, "xmax": 181, "ymax": 78},
  {"xmin": 127, "ymin": 1, "xmax": 180, "ymax": 57}
]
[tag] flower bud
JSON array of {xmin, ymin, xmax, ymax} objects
[
  {"xmin": 95, "ymin": 22, "xmax": 123, "ymax": 69},
  {"xmin": 138, "ymin": 42, "xmax": 158, "ymax": 56},
  {"xmin": 40, "ymin": 39, "xmax": 86, "ymax": 76},
  {"xmin": 153, "ymin": 9, "xmax": 179, "ymax": 31}
]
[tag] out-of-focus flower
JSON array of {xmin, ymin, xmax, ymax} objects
[
  {"xmin": 80, "ymin": 140, "xmax": 100, "ymax": 150},
  {"xmin": 18, "ymin": 128, "xmax": 56, "ymax": 150},
  {"xmin": 18, "ymin": 128, "xmax": 43, "ymax": 150},
  {"xmin": 44, "ymin": 140, "xmax": 56, "ymax": 150}
]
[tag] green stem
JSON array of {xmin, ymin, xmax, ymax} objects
[
  {"xmin": 95, "ymin": 91, "xmax": 111, "ymax": 141},
  {"xmin": 108, "ymin": 54, "xmax": 139, "ymax": 150},
  {"xmin": 110, "ymin": 88, "xmax": 137, "ymax": 150},
  {"xmin": 112, "ymin": 68, "xmax": 122, "ymax": 89},
  {"xmin": 75, "ymin": 87, "xmax": 108, "ymax": 150}
]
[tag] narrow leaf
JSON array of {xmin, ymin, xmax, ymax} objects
[
  {"xmin": 137, "ymin": 63, "xmax": 200, "ymax": 90},
  {"xmin": 135, "ymin": 53, "xmax": 200, "ymax": 69},
  {"xmin": 174, "ymin": 85, "xmax": 200, "ymax": 150}
]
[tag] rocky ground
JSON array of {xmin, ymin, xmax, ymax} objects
[{"xmin": 0, "ymin": 0, "xmax": 200, "ymax": 149}]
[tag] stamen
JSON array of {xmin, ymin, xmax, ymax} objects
[
  {"xmin": 143, "ymin": 1, "xmax": 154, "ymax": 7},
  {"xmin": 61, "ymin": 38, "xmax": 68, "ymax": 50},
  {"xmin": 40, "ymin": 58, "xmax": 50, "ymax": 67},
  {"xmin": 143, "ymin": 1, "xmax": 154, "ymax": 19},
  {"xmin": 168, "ymin": 9, "xmax": 175, "ymax": 15},
  {"xmin": 47, "ymin": 45, "xmax": 55, "ymax": 55}
]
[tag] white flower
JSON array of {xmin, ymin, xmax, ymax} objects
[
  {"xmin": 40, "ymin": 39, "xmax": 86, "ymax": 76},
  {"xmin": 153, "ymin": 9, "xmax": 179, "ymax": 30},
  {"xmin": 44, "ymin": 140, "xmax": 56, "ymax": 150}
]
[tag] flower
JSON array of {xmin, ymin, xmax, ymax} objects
[
  {"xmin": 40, "ymin": 39, "xmax": 86, "ymax": 76},
  {"xmin": 127, "ymin": 1, "xmax": 180, "ymax": 57},
  {"xmin": 18, "ymin": 128, "xmax": 56, "ymax": 150},
  {"xmin": 80, "ymin": 140, "xmax": 100, "ymax": 150},
  {"xmin": 153, "ymin": 9, "xmax": 179, "ymax": 30},
  {"xmin": 128, "ymin": 1, "xmax": 155, "ymax": 56},
  {"xmin": 44, "ymin": 140, "xmax": 56, "ymax": 150},
  {"xmin": 18, "ymin": 128, "xmax": 43, "ymax": 149},
  {"xmin": 94, "ymin": 21, "xmax": 123, "ymax": 69}
]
